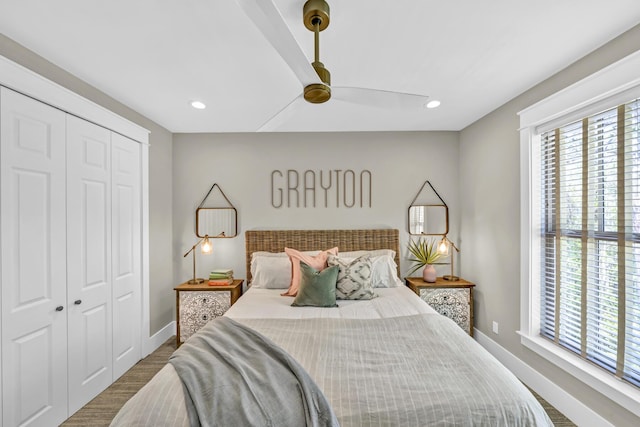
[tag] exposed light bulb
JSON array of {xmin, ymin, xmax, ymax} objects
[
  {"xmin": 426, "ymin": 100, "xmax": 441, "ymax": 109},
  {"xmin": 201, "ymin": 237, "xmax": 212, "ymax": 254},
  {"xmin": 191, "ymin": 101, "xmax": 206, "ymax": 110},
  {"xmin": 438, "ymin": 237, "xmax": 450, "ymax": 255}
]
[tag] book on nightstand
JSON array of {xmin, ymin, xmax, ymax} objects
[{"xmin": 208, "ymin": 269, "xmax": 234, "ymax": 286}]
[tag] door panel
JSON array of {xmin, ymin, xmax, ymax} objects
[
  {"xmin": 111, "ymin": 133, "xmax": 141, "ymax": 380},
  {"xmin": 1, "ymin": 88, "xmax": 68, "ymax": 427},
  {"xmin": 66, "ymin": 115, "xmax": 113, "ymax": 415}
]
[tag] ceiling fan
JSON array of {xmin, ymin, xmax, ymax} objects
[{"xmin": 235, "ymin": 0, "xmax": 432, "ymax": 131}]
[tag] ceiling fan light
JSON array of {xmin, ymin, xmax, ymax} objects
[
  {"xmin": 426, "ymin": 100, "xmax": 441, "ymax": 109},
  {"xmin": 191, "ymin": 101, "xmax": 206, "ymax": 109}
]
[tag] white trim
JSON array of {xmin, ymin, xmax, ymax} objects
[
  {"xmin": 518, "ymin": 46, "xmax": 640, "ymax": 419},
  {"xmin": 519, "ymin": 332, "xmax": 640, "ymax": 418},
  {"xmin": 475, "ymin": 329, "xmax": 613, "ymax": 427},
  {"xmin": 144, "ymin": 321, "xmax": 176, "ymax": 356},
  {"xmin": 140, "ymin": 144, "xmax": 151, "ymax": 357},
  {"xmin": 518, "ymin": 49, "xmax": 640, "ymax": 129},
  {"xmin": 0, "ymin": 55, "xmax": 149, "ymax": 144}
]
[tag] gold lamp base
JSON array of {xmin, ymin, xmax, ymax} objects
[
  {"xmin": 442, "ymin": 275, "xmax": 459, "ymax": 281},
  {"xmin": 187, "ymin": 278, "xmax": 205, "ymax": 284}
]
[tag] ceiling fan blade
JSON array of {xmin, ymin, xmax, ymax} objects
[
  {"xmin": 332, "ymin": 87, "xmax": 430, "ymax": 109},
  {"xmin": 235, "ymin": 0, "xmax": 321, "ymax": 87},
  {"xmin": 257, "ymin": 94, "xmax": 304, "ymax": 132}
]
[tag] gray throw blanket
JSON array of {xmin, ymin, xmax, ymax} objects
[{"xmin": 169, "ymin": 317, "xmax": 339, "ymax": 427}]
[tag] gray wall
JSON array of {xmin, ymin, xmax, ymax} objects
[
  {"xmin": 0, "ymin": 34, "xmax": 175, "ymax": 336},
  {"xmin": 459, "ymin": 23, "xmax": 640, "ymax": 427},
  {"xmin": 172, "ymin": 131, "xmax": 460, "ymax": 284}
]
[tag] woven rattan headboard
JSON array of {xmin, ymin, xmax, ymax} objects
[{"xmin": 245, "ymin": 229, "xmax": 400, "ymax": 284}]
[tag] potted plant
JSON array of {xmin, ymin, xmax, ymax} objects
[{"xmin": 407, "ymin": 238, "xmax": 444, "ymax": 283}]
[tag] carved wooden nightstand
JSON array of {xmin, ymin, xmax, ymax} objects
[
  {"xmin": 174, "ymin": 279, "xmax": 243, "ymax": 347},
  {"xmin": 405, "ymin": 277, "xmax": 475, "ymax": 336}
]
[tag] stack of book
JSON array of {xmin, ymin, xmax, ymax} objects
[{"xmin": 208, "ymin": 269, "xmax": 234, "ymax": 286}]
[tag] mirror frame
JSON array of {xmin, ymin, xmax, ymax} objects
[
  {"xmin": 195, "ymin": 207, "xmax": 238, "ymax": 238},
  {"xmin": 407, "ymin": 204, "xmax": 449, "ymax": 236},
  {"xmin": 407, "ymin": 180, "xmax": 450, "ymax": 236}
]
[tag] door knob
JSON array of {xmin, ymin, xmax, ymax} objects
[
  {"xmin": 55, "ymin": 306, "xmax": 64, "ymax": 312},
  {"xmin": 74, "ymin": 300, "xmax": 82, "ymax": 305}
]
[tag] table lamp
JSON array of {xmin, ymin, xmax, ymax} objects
[
  {"xmin": 438, "ymin": 235, "xmax": 460, "ymax": 281},
  {"xmin": 183, "ymin": 235, "xmax": 212, "ymax": 284}
]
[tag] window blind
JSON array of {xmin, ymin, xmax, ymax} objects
[{"xmin": 539, "ymin": 98, "xmax": 640, "ymax": 388}]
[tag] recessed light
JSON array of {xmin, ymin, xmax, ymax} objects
[
  {"xmin": 426, "ymin": 100, "xmax": 441, "ymax": 109},
  {"xmin": 191, "ymin": 101, "xmax": 206, "ymax": 109}
]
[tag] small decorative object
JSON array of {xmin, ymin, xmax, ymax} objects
[
  {"xmin": 407, "ymin": 238, "xmax": 443, "ymax": 283},
  {"xmin": 422, "ymin": 264, "xmax": 437, "ymax": 283}
]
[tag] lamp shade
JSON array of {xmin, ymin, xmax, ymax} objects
[{"xmin": 437, "ymin": 236, "xmax": 450, "ymax": 256}]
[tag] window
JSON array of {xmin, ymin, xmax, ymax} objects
[
  {"xmin": 539, "ymin": 100, "xmax": 640, "ymax": 388},
  {"xmin": 518, "ymin": 49, "xmax": 640, "ymax": 417}
]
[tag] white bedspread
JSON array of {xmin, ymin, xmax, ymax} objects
[
  {"xmin": 111, "ymin": 285, "xmax": 553, "ymax": 427},
  {"xmin": 225, "ymin": 285, "xmax": 438, "ymax": 319}
]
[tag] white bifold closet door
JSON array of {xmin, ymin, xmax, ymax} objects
[
  {"xmin": 0, "ymin": 87, "xmax": 69, "ymax": 427},
  {"xmin": 1, "ymin": 87, "xmax": 142, "ymax": 426},
  {"xmin": 66, "ymin": 116, "xmax": 114, "ymax": 414},
  {"xmin": 110, "ymin": 132, "xmax": 141, "ymax": 380},
  {"xmin": 66, "ymin": 117, "xmax": 142, "ymax": 413}
]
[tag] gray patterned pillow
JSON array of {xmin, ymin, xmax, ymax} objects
[{"xmin": 328, "ymin": 254, "xmax": 377, "ymax": 300}]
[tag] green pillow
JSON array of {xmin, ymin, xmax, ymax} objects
[{"xmin": 291, "ymin": 262, "xmax": 339, "ymax": 308}]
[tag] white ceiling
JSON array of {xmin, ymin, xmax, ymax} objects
[{"xmin": 1, "ymin": 0, "xmax": 639, "ymax": 133}]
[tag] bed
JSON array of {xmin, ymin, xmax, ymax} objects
[{"xmin": 111, "ymin": 229, "xmax": 553, "ymax": 426}]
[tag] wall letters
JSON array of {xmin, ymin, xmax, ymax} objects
[{"xmin": 271, "ymin": 169, "xmax": 372, "ymax": 208}]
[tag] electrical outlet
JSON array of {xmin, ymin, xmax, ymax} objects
[{"xmin": 492, "ymin": 321, "xmax": 499, "ymax": 334}]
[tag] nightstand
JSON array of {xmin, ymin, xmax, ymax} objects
[
  {"xmin": 405, "ymin": 277, "xmax": 475, "ymax": 336},
  {"xmin": 174, "ymin": 279, "xmax": 243, "ymax": 347}
]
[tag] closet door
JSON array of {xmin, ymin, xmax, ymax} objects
[
  {"xmin": 0, "ymin": 88, "xmax": 68, "ymax": 426},
  {"xmin": 111, "ymin": 133, "xmax": 142, "ymax": 379},
  {"xmin": 66, "ymin": 115, "xmax": 113, "ymax": 414}
]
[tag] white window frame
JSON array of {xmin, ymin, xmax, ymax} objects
[{"xmin": 518, "ymin": 48, "xmax": 640, "ymax": 418}]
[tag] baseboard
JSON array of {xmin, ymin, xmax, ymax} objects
[
  {"xmin": 143, "ymin": 321, "xmax": 176, "ymax": 357},
  {"xmin": 474, "ymin": 328, "xmax": 612, "ymax": 427}
]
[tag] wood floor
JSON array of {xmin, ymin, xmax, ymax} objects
[
  {"xmin": 62, "ymin": 337, "xmax": 576, "ymax": 426},
  {"xmin": 61, "ymin": 338, "xmax": 175, "ymax": 426}
]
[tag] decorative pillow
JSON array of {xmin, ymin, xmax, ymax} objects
[
  {"xmin": 250, "ymin": 255, "xmax": 291, "ymax": 288},
  {"xmin": 328, "ymin": 254, "xmax": 377, "ymax": 300},
  {"xmin": 291, "ymin": 262, "xmax": 339, "ymax": 308},
  {"xmin": 281, "ymin": 247, "xmax": 339, "ymax": 297}
]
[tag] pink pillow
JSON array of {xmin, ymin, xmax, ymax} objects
[{"xmin": 281, "ymin": 247, "xmax": 339, "ymax": 297}]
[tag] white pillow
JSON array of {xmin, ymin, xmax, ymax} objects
[
  {"xmin": 370, "ymin": 255, "xmax": 403, "ymax": 288},
  {"xmin": 337, "ymin": 250, "xmax": 402, "ymax": 288},
  {"xmin": 250, "ymin": 250, "xmax": 323, "ymax": 288},
  {"xmin": 339, "ymin": 249, "xmax": 395, "ymax": 259},
  {"xmin": 250, "ymin": 254, "xmax": 292, "ymax": 288}
]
